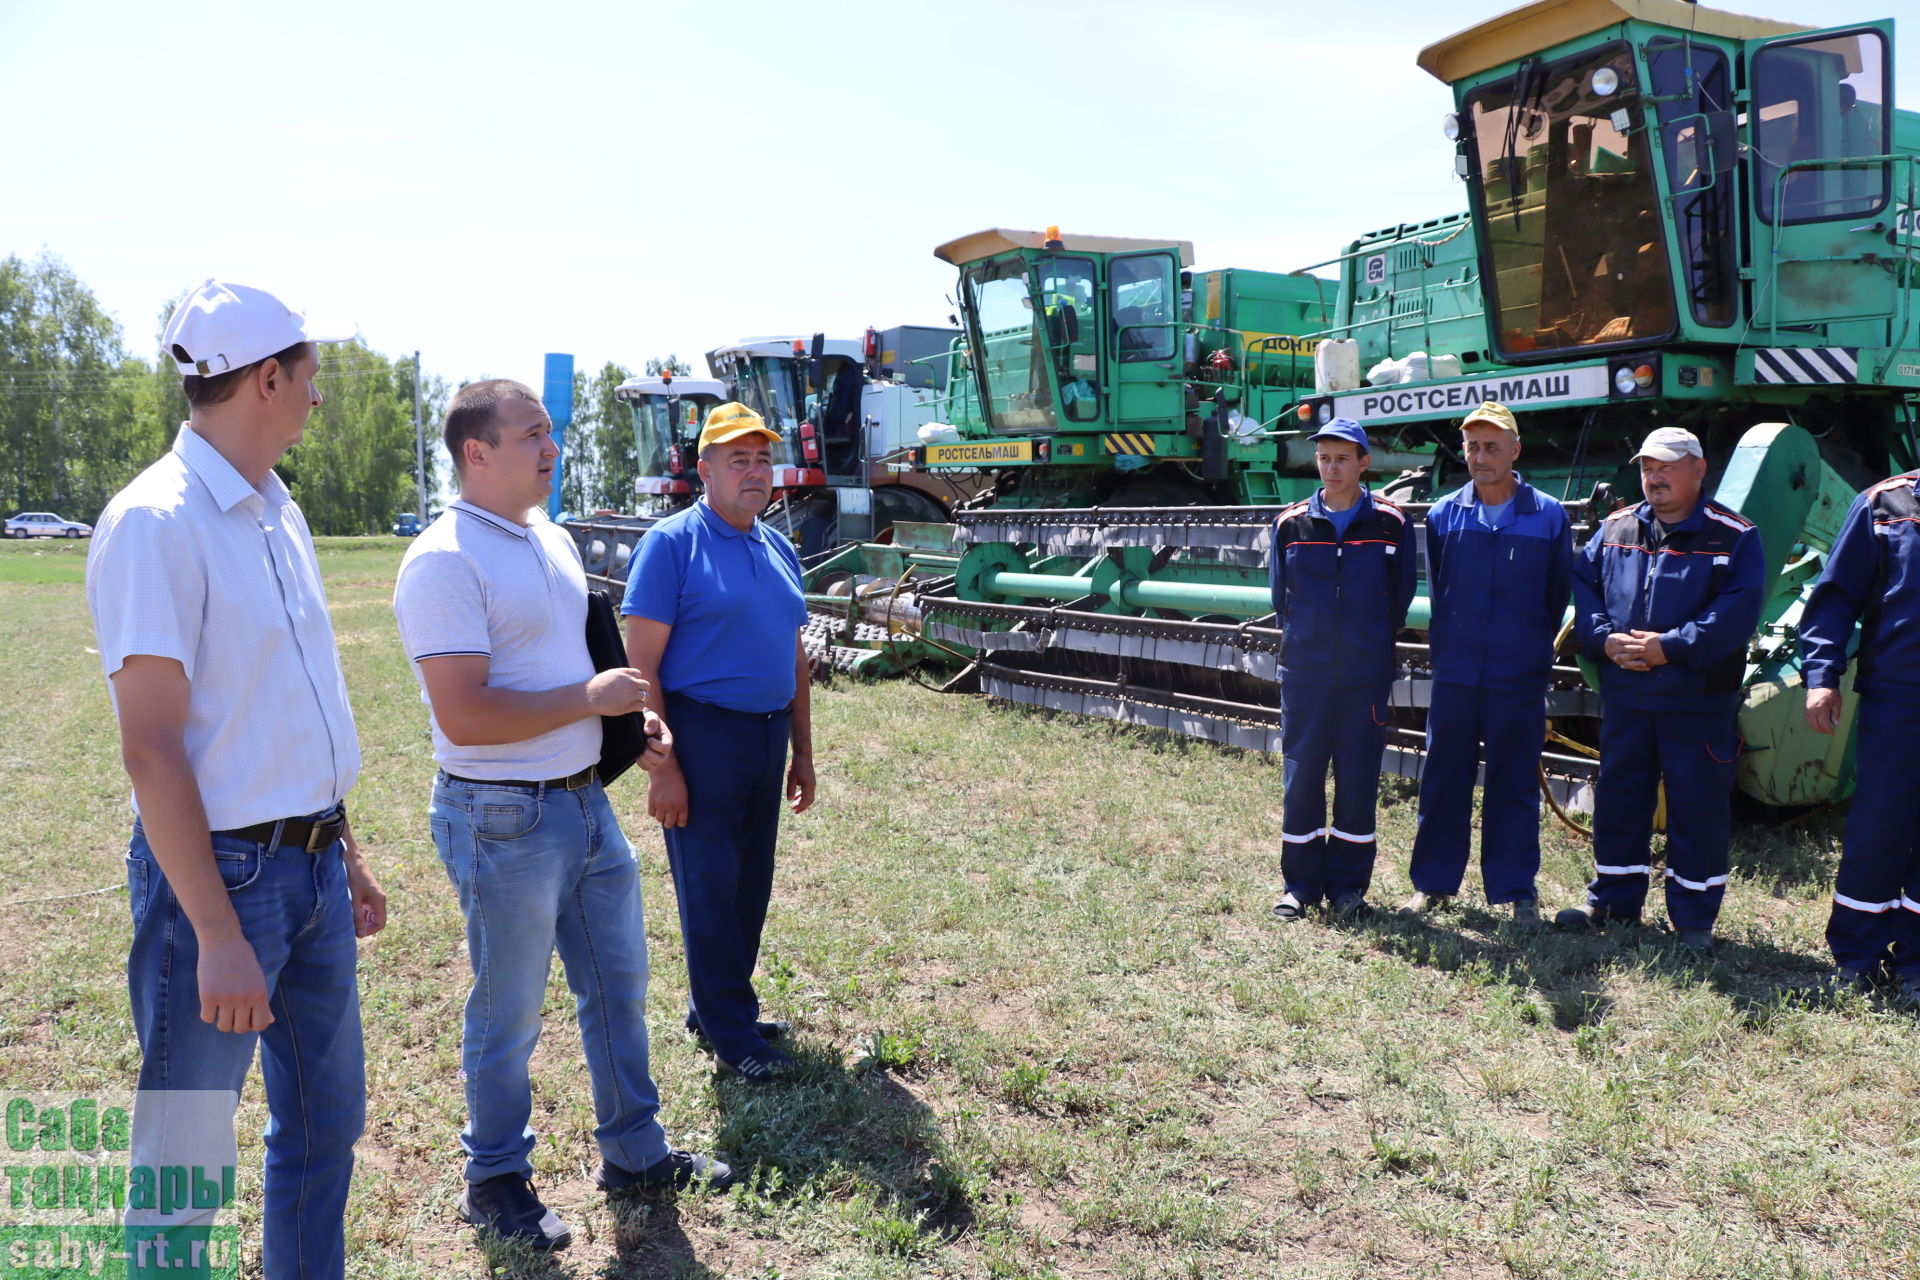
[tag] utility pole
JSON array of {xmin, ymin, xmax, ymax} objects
[{"xmin": 412, "ymin": 350, "xmax": 426, "ymax": 524}]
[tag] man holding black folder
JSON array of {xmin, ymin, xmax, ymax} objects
[{"xmin": 392, "ymin": 379, "xmax": 732, "ymax": 1256}]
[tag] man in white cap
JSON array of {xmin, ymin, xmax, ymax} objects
[
  {"xmin": 87, "ymin": 281, "xmax": 386, "ymax": 1278},
  {"xmin": 1561, "ymin": 426, "xmax": 1766, "ymax": 949}
]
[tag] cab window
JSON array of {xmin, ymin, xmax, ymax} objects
[{"xmin": 1751, "ymin": 30, "xmax": 1888, "ymax": 225}]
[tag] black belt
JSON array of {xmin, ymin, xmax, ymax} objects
[
  {"xmin": 217, "ymin": 809, "xmax": 347, "ymax": 853},
  {"xmin": 442, "ymin": 765, "xmax": 598, "ymax": 791}
]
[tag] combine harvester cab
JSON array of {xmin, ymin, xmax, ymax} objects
[
  {"xmin": 569, "ymin": 372, "xmax": 727, "ymax": 589},
  {"xmin": 707, "ymin": 329, "xmax": 977, "ymax": 559},
  {"xmin": 1388, "ymin": 0, "xmax": 1920, "ymax": 811}
]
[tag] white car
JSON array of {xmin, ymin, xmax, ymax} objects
[{"xmin": 5, "ymin": 512, "xmax": 92, "ymax": 539}]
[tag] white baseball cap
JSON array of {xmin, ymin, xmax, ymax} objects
[
  {"xmin": 1631, "ymin": 426, "xmax": 1704, "ymax": 462},
  {"xmin": 161, "ymin": 279, "xmax": 352, "ymax": 376}
]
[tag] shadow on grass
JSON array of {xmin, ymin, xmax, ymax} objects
[
  {"xmin": 1332, "ymin": 900, "xmax": 1833, "ymax": 1032},
  {"xmin": 702, "ymin": 1035, "xmax": 975, "ymax": 1256}
]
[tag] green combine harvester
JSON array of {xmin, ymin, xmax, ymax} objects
[{"xmin": 808, "ymin": 0, "xmax": 1920, "ymax": 815}]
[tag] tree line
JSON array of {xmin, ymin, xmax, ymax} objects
[{"xmin": 0, "ymin": 252, "xmax": 683, "ymax": 535}]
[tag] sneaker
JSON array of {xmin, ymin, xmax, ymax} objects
[
  {"xmin": 716, "ymin": 1046, "xmax": 798, "ymax": 1084},
  {"xmin": 687, "ymin": 1017, "xmax": 791, "ymax": 1051},
  {"xmin": 1673, "ymin": 926, "xmax": 1715, "ymax": 953},
  {"xmin": 1271, "ymin": 892, "xmax": 1307, "ymax": 922},
  {"xmin": 1397, "ymin": 891, "xmax": 1451, "ymax": 919},
  {"xmin": 1331, "ymin": 891, "xmax": 1375, "ymax": 920},
  {"xmin": 1554, "ymin": 904, "xmax": 1641, "ymax": 931},
  {"xmin": 596, "ymin": 1150, "xmax": 737, "ymax": 1195},
  {"xmin": 1510, "ymin": 898, "xmax": 1542, "ymax": 928},
  {"xmin": 457, "ymin": 1173, "xmax": 572, "ymax": 1251}
]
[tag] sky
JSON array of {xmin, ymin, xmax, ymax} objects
[{"xmin": 2, "ymin": 0, "xmax": 1909, "ymax": 395}]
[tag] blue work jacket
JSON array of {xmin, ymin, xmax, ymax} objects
[
  {"xmin": 1800, "ymin": 471, "xmax": 1920, "ymax": 704},
  {"xmin": 1571, "ymin": 496, "xmax": 1767, "ymax": 711},
  {"xmin": 1268, "ymin": 487, "xmax": 1418, "ymax": 689},
  {"xmin": 1425, "ymin": 476, "xmax": 1574, "ymax": 691}
]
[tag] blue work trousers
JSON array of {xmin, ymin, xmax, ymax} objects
[
  {"xmin": 429, "ymin": 775, "xmax": 669, "ymax": 1183},
  {"xmin": 124, "ymin": 814, "xmax": 364, "ymax": 1280},
  {"xmin": 1589, "ymin": 704, "xmax": 1740, "ymax": 929},
  {"xmin": 1410, "ymin": 681, "xmax": 1545, "ymax": 904},
  {"xmin": 660, "ymin": 694, "xmax": 791, "ymax": 1062},
  {"xmin": 1827, "ymin": 695, "xmax": 1920, "ymax": 978},
  {"xmin": 1279, "ymin": 678, "xmax": 1389, "ymax": 905}
]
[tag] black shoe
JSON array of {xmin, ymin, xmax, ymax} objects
[
  {"xmin": 687, "ymin": 1017, "xmax": 791, "ymax": 1051},
  {"xmin": 1673, "ymin": 926, "xmax": 1715, "ymax": 954},
  {"xmin": 1891, "ymin": 973, "xmax": 1920, "ymax": 1013},
  {"xmin": 596, "ymin": 1150, "xmax": 737, "ymax": 1195},
  {"xmin": 1272, "ymin": 892, "xmax": 1307, "ymax": 922},
  {"xmin": 1510, "ymin": 898, "xmax": 1542, "ymax": 929},
  {"xmin": 716, "ymin": 1046, "xmax": 798, "ymax": 1084},
  {"xmin": 1554, "ymin": 904, "xmax": 1642, "ymax": 931},
  {"xmin": 1331, "ymin": 891, "xmax": 1375, "ymax": 920},
  {"xmin": 457, "ymin": 1174, "xmax": 572, "ymax": 1251}
]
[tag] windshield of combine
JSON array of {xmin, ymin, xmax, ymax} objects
[
  {"xmin": 1467, "ymin": 43, "xmax": 1676, "ymax": 357},
  {"xmin": 965, "ymin": 257, "xmax": 1058, "ymax": 432},
  {"xmin": 630, "ymin": 396, "xmax": 674, "ymax": 477},
  {"xmin": 732, "ymin": 358, "xmax": 800, "ymax": 464}
]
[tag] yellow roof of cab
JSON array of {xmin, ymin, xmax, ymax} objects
[
  {"xmin": 1417, "ymin": 0, "xmax": 1809, "ymax": 84},
  {"xmin": 934, "ymin": 228, "xmax": 1195, "ymax": 268}
]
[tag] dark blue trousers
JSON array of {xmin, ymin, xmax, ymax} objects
[
  {"xmin": 1410, "ymin": 681, "xmax": 1544, "ymax": 904},
  {"xmin": 1589, "ymin": 703, "xmax": 1740, "ymax": 929},
  {"xmin": 1280, "ymin": 678, "xmax": 1389, "ymax": 905},
  {"xmin": 660, "ymin": 694, "xmax": 790, "ymax": 1062},
  {"xmin": 1827, "ymin": 694, "xmax": 1920, "ymax": 978}
]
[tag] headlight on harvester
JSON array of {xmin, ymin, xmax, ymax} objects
[
  {"xmin": 1442, "ymin": 113, "xmax": 1461, "ymax": 141},
  {"xmin": 1614, "ymin": 366, "xmax": 1638, "ymax": 396},
  {"xmin": 1591, "ymin": 67, "xmax": 1620, "ymax": 97}
]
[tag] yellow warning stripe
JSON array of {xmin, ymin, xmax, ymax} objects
[{"xmin": 1102, "ymin": 433, "xmax": 1156, "ymax": 456}]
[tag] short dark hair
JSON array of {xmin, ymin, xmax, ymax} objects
[
  {"xmin": 445, "ymin": 379, "xmax": 542, "ymax": 472},
  {"xmin": 176, "ymin": 341, "xmax": 312, "ymax": 409}
]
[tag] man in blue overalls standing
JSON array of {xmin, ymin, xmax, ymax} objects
[
  {"xmin": 1561, "ymin": 427, "xmax": 1766, "ymax": 949},
  {"xmin": 1402, "ymin": 402, "xmax": 1572, "ymax": 926},
  {"xmin": 1799, "ymin": 467, "xmax": 1920, "ymax": 1005},
  {"xmin": 1269, "ymin": 418, "xmax": 1418, "ymax": 921}
]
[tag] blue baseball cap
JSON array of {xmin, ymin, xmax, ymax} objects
[{"xmin": 1309, "ymin": 416, "xmax": 1370, "ymax": 454}]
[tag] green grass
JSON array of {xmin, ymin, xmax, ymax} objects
[{"xmin": 3, "ymin": 537, "xmax": 1917, "ymax": 1279}]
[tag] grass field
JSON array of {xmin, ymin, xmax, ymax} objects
[{"xmin": 1, "ymin": 535, "xmax": 1915, "ymax": 1279}]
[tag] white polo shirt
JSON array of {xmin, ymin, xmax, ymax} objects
[
  {"xmin": 86, "ymin": 425, "xmax": 361, "ymax": 831},
  {"xmin": 391, "ymin": 500, "xmax": 600, "ymax": 780}
]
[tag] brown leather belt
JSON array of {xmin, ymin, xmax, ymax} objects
[{"xmin": 217, "ymin": 809, "xmax": 347, "ymax": 853}]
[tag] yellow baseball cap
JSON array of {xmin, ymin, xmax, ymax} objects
[
  {"xmin": 697, "ymin": 402, "xmax": 783, "ymax": 451},
  {"xmin": 1461, "ymin": 401, "xmax": 1519, "ymax": 438}
]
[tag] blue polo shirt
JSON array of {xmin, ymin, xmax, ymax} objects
[{"xmin": 621, "ymin": 499, "xmax": 808, "ymax": 713}]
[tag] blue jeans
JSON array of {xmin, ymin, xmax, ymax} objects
[
  {"xmin": 124, "ymin": 815, "xmax": 364, "ymax": 1280},
  {"xmin": 429, "ymin": 775, "xmax": 669, "ymax": 1183}
]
